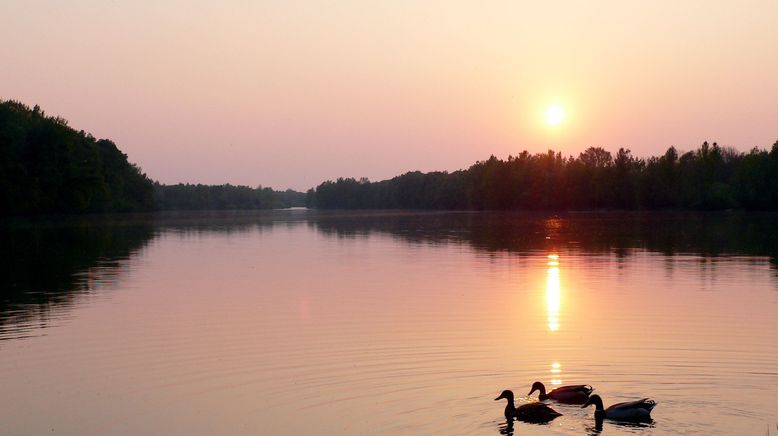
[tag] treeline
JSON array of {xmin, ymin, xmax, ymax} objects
[
  {"xmin": 0, "ymin": 100, "xmax": 305, "ymax": 215},
  {"xmin": 0, "ymin": 100, "xmax": 155, "ymax": 214},
  {"xmin": 5, "ymin": 99, "xmax": 777, "ymax": 214},
  {"xmin": 154, "ymin": 183, "xmax": 306, "ymax": 210},
  {"xmin": 310, "ymin": 142, "xmax": 778, "ymax": 210}
]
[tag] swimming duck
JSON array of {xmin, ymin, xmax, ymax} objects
[
  {"xmin": 581, "ymin": 394, "xmax": 656, "ymax": 422},
  {"xmin": 494, "ymin": 390, "xmax": 562, "ymax": 423},
  {"xmin": 528, "ymin": 381, "xmax": 593, "ymax": 404}
]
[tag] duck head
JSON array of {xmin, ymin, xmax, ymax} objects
[
  {"xmin": 528, "ymin": 381, "xmax": 546, "ymax": 397},
  {"xmin": 581, "ymin": 394, "xmax": 605, "ymax": 412},
  {"xmin": 495, "ymin": 390, "xmax": 514, "ymax": 402}
]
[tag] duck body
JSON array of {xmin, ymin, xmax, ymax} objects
[
  {"xmin": 582, "ymin": 394, "xmax": 656, "ymax": 422},
  {"xmin": 495, "ymin": 390, "xmax": 562, "ymax": 424},
  {"xmin": 528, "ymin": 381, "xmax": 593, "ymax": 404},
  {"xmin": 515, "ymin": 402, "xmax": 563, "ymax": 423}
]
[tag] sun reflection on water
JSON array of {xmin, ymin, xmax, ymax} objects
[
  {"xmin": 550, "ymin": 362, "xmax": 562, "ymax": 385},
  {"xmin": 546, "ymin": 254, "xmax": 560, "ymax": 332}
]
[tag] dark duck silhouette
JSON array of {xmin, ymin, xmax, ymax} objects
[
  {"xmin": 528, "ymin": 381, "xmax": 593, "ymax": 404},
  {"xmin": 494, "ymin": 390, "xmax": 562, "ymax": 424},
  {"xmin": 582, "ymin": 394, "xmax": 656, "ymax": 422}
]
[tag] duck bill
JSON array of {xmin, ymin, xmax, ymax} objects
[
  {"xmin": 581, "ymin": 399, "xmax": 592, "ymax": 408},
  {"xmin": 494, "ymin": 395, "xmax": 503, "ymax": 401}
]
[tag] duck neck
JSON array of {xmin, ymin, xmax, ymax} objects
[
  {"xmin": 594, "ymin": 414, "xmax": 604, "ymax": 430},
  {"xmin": 505, "ymin": 398, "xmax": 516, "ymax": 416}
]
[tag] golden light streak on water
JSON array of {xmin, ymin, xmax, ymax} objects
[{"xmin": 546, "ymin": 254, "xmax": 561, "ymax": 332}]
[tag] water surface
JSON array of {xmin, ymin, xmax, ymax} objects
[{"xmin": 1, "ymin": 211, "xmax": 777, "ymax": 435}]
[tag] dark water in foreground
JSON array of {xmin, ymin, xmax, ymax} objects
[{"xmin": 1, "ymin": 211, "xmax": 777, "ymax": 435}]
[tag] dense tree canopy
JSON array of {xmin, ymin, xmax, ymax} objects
[
  {"xmin": 3, "ymin": 99, "xmax": 775, "ymax": 214},
  {"xmin": 154, "ymin": 183, "xmax": 306, "ymax": 210},
  {"xmin": 310, "ymin": 142, "xmax": 778, "ymax": 211},
  {"xmin": 0, "ymin": 100, "xmax": 155, "ymax": 214},
  {"xmin": 0, "ymin": 100, "xmax": 305, "ymax": 215}
]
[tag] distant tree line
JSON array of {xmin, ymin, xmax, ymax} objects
[
  {"xmin": 0, "ymin": 100, "xmax": 155, "ymax": 214},
  {"xmin": 4, "ymin": 99, "xmax": 777, "ymax": 214},
  {"xmin": 154, "ymin": 183, "xmax": 306, "ymax": 210},
  {"xmin": 0, "ymin": 100, "xmax": 304, "ymax": 215},
  {"xmin": 309, "ymin": 142, "xmax": 778, "ymax": 211}
]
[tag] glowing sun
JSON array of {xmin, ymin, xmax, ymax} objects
[{"xmin": 545, "ymin": 104, "xmax": 565, "ymax": 126}]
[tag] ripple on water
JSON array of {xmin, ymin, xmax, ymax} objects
[{"xmin": 1, "ymin": 214, "xmax": 777, "ymax": 435}]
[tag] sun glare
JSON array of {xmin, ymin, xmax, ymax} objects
[{"xmin": 545, "ymin": 105, "xmax": 565, "ymax": 127}]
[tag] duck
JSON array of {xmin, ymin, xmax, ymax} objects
[
  {"xmin": 494, "ymin": 390, "xmax": 562, "ymax": 424},
  {"xmin": 581, "ymin": 394, "xmax": 656, "ymax": 422},
  {"xmin": 528, "ymin": 381, "xmax": 593, "ymax": 404}
]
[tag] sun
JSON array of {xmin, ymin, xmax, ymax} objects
[{"xmin": 545, "ymin": 104, "xmax": 565, "ymax": 126}]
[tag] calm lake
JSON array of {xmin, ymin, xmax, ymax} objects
[{"xmin": 1, "ymin": 211, "xmax": 777, "ymax": 435}]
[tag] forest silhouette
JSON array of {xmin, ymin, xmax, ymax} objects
[
  {"xmin": 310, "ymin": 143, "xmax": 778, "ymax": 210},
  {"xmin": 0, "ymin": 100, "xmax": 155, "ymax": 214},
  {"xmin": 0, "ymin": 100, "xmax": 304, "ymax": 214},
  {"xmin": 2, "ymin": 99, "xmax": 777, "ymax": 214}
]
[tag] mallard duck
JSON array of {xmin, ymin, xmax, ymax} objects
[
  {"xmin": 494, "ymin": 390, "xmax": 562, "ymax": 423},
  {"xmin": 528, "ymin": 381, "xmax": 593, "ymax": 404},
  {"xmin": 581, "ymin": 394, "xmax": 656, "ymax": 422}
]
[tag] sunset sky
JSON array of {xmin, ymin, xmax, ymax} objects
[{"xmin": 2, "ymin": 1, "xmax": 776, "ymax": 190}]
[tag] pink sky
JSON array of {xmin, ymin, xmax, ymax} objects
[{"xmin": 2, "ymin": 1, "xmax": 776, "ymax": 190}]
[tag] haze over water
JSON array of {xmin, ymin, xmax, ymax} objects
[{"xmin": 1, "ymin": 211, "xmax": 777, "ymax": 435}]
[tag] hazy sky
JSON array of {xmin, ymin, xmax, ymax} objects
[{"xmin": 2, "ymin": 1, "xmax": 776, "ymax": 190}]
